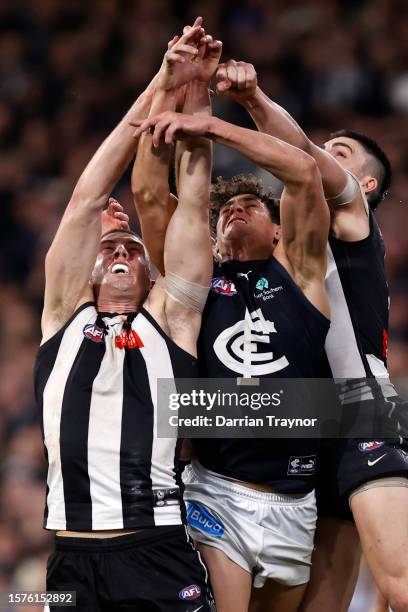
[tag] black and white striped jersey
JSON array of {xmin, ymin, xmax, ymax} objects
[
  {"xmin": 324, "ymin": 207, "xmax": 396, "ymax": 403},
  {"xmin": 34, "ymin": 302, "xmax": 197, "ymax": 531}
]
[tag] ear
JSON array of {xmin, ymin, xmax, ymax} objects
[
  {"xmin": 212, "ymin": 239, "xmax": 222, "ymax": 262},
  {"xmin": 272, "ymin": 224, "xmax": 281, "ymax": 246},
  {"xmin": 361, "ymin": 175, "xmax": 378, "ymax": 196}
]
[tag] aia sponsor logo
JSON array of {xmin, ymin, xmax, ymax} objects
[
  {"xmin": 211, "ymin": 276, "xmax": 237, "ymax": 296},
  {"xmin": 358, "ymin": 441, "xmax": 385, "ymax": 452},
  {"xmin": 179, "ymin": 584, "xmax": 201, "ymax": 601},
  {"xmin": 83, "ymin": 323, "xmax": 104, "ymax": 343}
]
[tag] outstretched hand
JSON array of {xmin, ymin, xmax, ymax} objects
[
  {"xmin": 101, "ymin": 198, "xmax": 130, "ymax": 234},
  {"xmin": 157, "ymin": 17, "xmax": 204, "ymax": 91},
  {"xmin": 157, "ymin": 17, "xmax": 222, "ymax": 91},
  {"xmin": 131, "ymin": 111, "xmax": 210, "ymax": 148},
  {"xmin": 182, "ymin": 23, "xmax": 222, "ymax": 84},
  {"xmin": 216, "ymin": 59, "xmax": 258, "ymax": 102}
]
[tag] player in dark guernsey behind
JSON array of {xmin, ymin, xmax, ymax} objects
[
  {"xmin": 214, "ymin": 59, "xmax": 408, "ymax": 612},
  {"xmin": 134, "ymin": 104, "xmax": 331, "ymax": 610},
  {"xmin": 34, "ymin": 23, "xmax": 218, "ymax": 612}
]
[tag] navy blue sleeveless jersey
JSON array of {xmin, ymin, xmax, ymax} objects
[{"xmin": 194, "ymin": 256, "xmax": 330, "ymax": 493}]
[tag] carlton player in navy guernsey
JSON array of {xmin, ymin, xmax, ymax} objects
[
  {"xmin": 213, "ymin": 60, "xmax": 408, "ymax": 612},
  {"xmin": 135, "ymin": 98, "xmax": 331, "ymax": 609},
  {"xmin": 34, "ymin": 21, "xmax": 220, "ymax": 612}
]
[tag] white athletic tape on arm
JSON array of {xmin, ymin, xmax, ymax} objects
[
  {"xmin": 326, "ymin": 171, "xmax": 361, "ymax": 206},
  {"xmin": 163, "ymin": 271, "xmax": 210, "ymax": 314}
]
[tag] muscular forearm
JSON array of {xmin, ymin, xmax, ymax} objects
[
  {"xmin": 164, "ymin": 81, "xmax": 212, "ymax": 285},
  {"xmin": 243, "ymin": 87, "xmax": 310, "ymax": 150},
  {"xmin": 177, "ymin": 81, "xmax": 212, "ymax": 209},
  {"xmin": 207, "ymin": 116, "xmax": 312, "ymax": 186},
  {"xmin": 241, "ymin": 87, "xmax": 345, "ymax": 197},
  {"xmin": 132, "ymin": 88, "xmax": 178, "ymax": 204},
  {"xmin": 72, "ymin": 87, "xmax": 154, "ymax": 209}
]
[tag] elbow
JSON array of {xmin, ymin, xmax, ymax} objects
[
  {"xmin": 132, "ymin": 185, "xmax": 169, "ymax": 212},
  {"xmin": 68, "ymin": 191, "xmax": 106, "ymax": 213},
  {"xmin": 295, "ymin": 154, "xmax": 321, "ymax": 190}
]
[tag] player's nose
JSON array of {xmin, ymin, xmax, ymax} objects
[
  {"xmin": 113, "ymin": 244, "xmax": 128, "ymax": 259},
  {"xmin": 229, "ymin": 201, "xmax": 245, "ymax": 213}
]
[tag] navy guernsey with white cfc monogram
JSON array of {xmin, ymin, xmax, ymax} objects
[{"xmin": 194, "ymin": 256, "xmax": 330, "ymax": 493}]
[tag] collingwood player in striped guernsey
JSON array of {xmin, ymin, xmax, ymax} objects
[
  {"xmin": 214, "ymin": 60, "xmax": 408, "ymax": 612},
  {"xmin": 34, "ymin": 22, "xmax": 219, "ymax": 612}
]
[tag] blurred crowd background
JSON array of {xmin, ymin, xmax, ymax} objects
[{"xmin": 0, "ymin": 0, "xmax": 407, "ymax": 610}]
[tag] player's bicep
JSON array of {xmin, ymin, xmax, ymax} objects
[
  {"xmin": 43, "ymin": 201, "xmax": 101, "ymax": 324},
  {"xmin": 163, "ymin": 201, "xmax": 213, "ymax": 285},
  {"xmin": 280, "ymin": 177, "xmax": 330, "ymax": 276}
]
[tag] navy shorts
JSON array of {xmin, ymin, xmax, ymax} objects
[{"xmin": 46, "ymin": 526, "xmax": 215, "ymax": 611}]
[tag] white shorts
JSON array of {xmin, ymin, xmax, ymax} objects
[{"xmin": 183, "ymin": 460, "xmax": 316, "ymax": 588}]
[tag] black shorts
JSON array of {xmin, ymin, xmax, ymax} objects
[
  {"xmin": 46, "ymin": 526, "xmax": 215, "ymax": 611},
  {"xmin": 316, "ymin": 437, "xmax": 408, "ymax": 522}
]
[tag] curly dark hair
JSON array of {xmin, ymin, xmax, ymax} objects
[{"xmin": 209, "ymin": 174, "xmax": 280, "ymax": 236}]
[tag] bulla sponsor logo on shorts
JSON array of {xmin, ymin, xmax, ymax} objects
[
  {"xmin": 287, "ymin": 455, "xmax": 316, "ymax": 475},
  {"xmin": 186, "ymin": 502, "xmax": 225, "ymax": 539}
]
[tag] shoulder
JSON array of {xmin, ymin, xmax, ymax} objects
[{"xmin": 40, "ymin": 300, "xmax": 97, "ymax": 348}]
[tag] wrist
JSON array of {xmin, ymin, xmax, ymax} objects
[
  {"xmin": 241, "ymin": 86, "xmax": 262, "ymax": 109},
  {"xmin": 184, "ymin": 80, "xmax": 212, "ymax": 115}
]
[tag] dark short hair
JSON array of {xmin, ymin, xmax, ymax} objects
[
  {"xmin": 330, "ymin": 129, "xmax": 392, "ymax": 209},
  {"xmin": 209, "ymin": 174, "xmax": 280, "ymax": 236}
]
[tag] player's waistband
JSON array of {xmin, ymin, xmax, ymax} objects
[
  {"xmin": 188, "ymin": 460, "xmax": 315, "ymax": 505},
  {"xmin": 54, "ymin": 525, "xmax": 185, "ymax": 553}
]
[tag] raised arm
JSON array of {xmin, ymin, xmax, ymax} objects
[
  {"xmin": 42, "ymin": 84, "xmax": 154, "ymax": 341},
  {"xmin": 131, "ymin": 20, "xmax": 221, "ymax": 276},
  {"xmin": 205, "ymin": 116, "xmax": 330, "ymax": 313},
  {"xmin": 131, "ymin": 24, "xmax": 206, "ymax": 275},
  {"xmin": 215, "ymin": 60, "xmax": 357, "ymax": 202},
  {"xmin": 135, "ymin": 113, "xmax": 329, "ymax": 315},
  {"xmin": 164, "ymin": 81, "xmax": 213, "ymax": 285}
]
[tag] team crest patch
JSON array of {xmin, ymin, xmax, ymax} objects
[
  {"xmin": 358, "ymin": 441, "xmax": 385, "ymax": 452},
  {"xmin": 179, "ymin": 584, "xmax": 201, "ymax": 601},
  {"xmin": 287, "ymin": 455, "xmax": 316, "ymax": 475},
  {"xmin": 211, "ymin": 276, "xmax": 237, "ymax": 296},
  {"xmin": 256, "ymin": 277, "xmax": 269, "ymax": 291},
  {"xmin": 83, "ymin": 323, "xmax": 104, "ymax": 343}
]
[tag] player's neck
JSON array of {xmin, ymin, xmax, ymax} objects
[
  {"xmin": 96, "ymin": 297, "xmax": 141, "ymax": 314},
  {"xmin": 95, "ymin": 290, "xmax": 144, "ymax": 314},
  {"xmin": 219, "ymin": 239, "xmax": 273, "ymax": 263}
]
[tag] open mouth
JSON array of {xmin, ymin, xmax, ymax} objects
[
  {"xmin": 227, "ymin": 217, "xmax": 247, "ymax": 228},
  {"xmin": 111, "ymin": 263, "xmax": 129, "ymax": 274}
]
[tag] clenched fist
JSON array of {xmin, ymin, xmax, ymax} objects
[{"xmin": 216, "ymin": 59, "xmax": 258, "ymax": 102}]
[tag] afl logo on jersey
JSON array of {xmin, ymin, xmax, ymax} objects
[
  {"xmin": 213, "ymin": 307, "xmax": 289, "ymax": 376},
  {"xmin": 211, "ymin": 276, "xmax": 237, "ymax": 296},
  {"xmin": 83, "ymin": 323, "xmax": 104, "ymax": 343},
  {"xmin": 179, "ymin": 584, "xmax": 201, "ymax": 601},
  {"xmin": 358, "ymin": 441, "xmax": 385, "ymax": 452}
]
